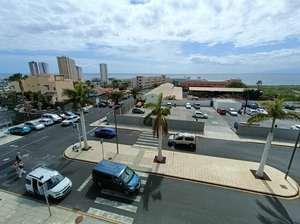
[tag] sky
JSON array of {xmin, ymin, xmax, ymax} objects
[{"xmin": 0, "ymin": 0, "xmax": 300, "ymax": 77}]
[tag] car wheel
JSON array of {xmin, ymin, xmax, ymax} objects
[
  {"xmin": 19, "ymin": 132, "xmax": 23, "ymax": 135},
  {"xmin": 189, "ymin": 144, "xmax": 195, "ymax": 148},
  {"xmin": 69, "ymin": 122, "xmax": 72, "ymax": 125},
  {"xmin": 124, "ymin": 190, "xmax": 130, "ymax": 196},
  {"xmin": 97, "ymin": 182, "xmax": 102, "ymax": 187}
]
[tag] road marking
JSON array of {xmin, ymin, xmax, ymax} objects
[
  {"xmin": 0, "ymin": 136, "xmax": 48, "ymax": 158},
  {"xmin": 100, "ymin": 189, "xmax": 141, "ymax": 202},
  {"xmin": 77, "ymin": 174, "xmax": 92, "ymax": 191},
  {"xmin": 87, "ymin": 207, "xmax": 134, "ymax": 224},
  {"xmin": 94, "ymin": 197, "xmax": 138, "ymax": 213},
  {"xmin": 136, "ymin": 172, "xmax": 149, "ymax": 178}
]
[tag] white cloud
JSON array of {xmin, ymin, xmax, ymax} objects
[{"xmin": 0, "ymin": 0, "xmax": 300, "ymax": 74}]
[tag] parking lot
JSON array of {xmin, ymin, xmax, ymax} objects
[{"xmin": 126, "ymin": 105, "xmax": 300, "ymax": 131}]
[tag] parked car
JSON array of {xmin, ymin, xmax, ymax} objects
[
  {"xmin": 168, "ymin": 132, "xmax": 196, "ymax": 148},
  {"xmin": 61, "ymin": 115, "xmax": 80, "ymax": 126},
  {"xmin": 227, "ymin": 108, "xmax": 238, "ymax": 116},
  {"xmin": 72, "ymin": 110, "xmax": 80, "ymax": 116},
  {"xmin": 285, "ymin": 104, "xmax": 295, "ymax": 110},
  {"xmin": 108, "ymin": 102, "xmax": 115, "ymax": 108},
  {"xmin": 193, "ymin": 103, "xmax": 201, "ymax": 109},
  {"xmin": 217, "ymin": 108, "xmax": 226, "ymax": 115},
  {"xmin": 41, "ymin": 113, "xmax": 62, "ymax": 123},
  {"xmin": 185, "ymin": 102, "xmax": 192, "ymax": 109},
  {"xmin": 7, "ymin": 126, "xmax": 31, "ymax": 135},
  {"xmin": 81, "ymin": 107, "xmax": 89, "ymax": 113},
  {"xmin": 98, "ymin": 102, "xmax": 107, "ymax": 108},
  {"xmin": 166, "ymin": 102, "xmax": 172, "ymax": 108},
  {"xmin": 115, "ymin": 102, "xmax": 124, "ymax": 109},
  {"xmin": 192, "ymin": 111, "xmax": 208, "ymax": 119},
  {"xmin": 25, "ymin": 166, "xmax": 72, "ymax": 199},
  {"xmin": 24, "ymin": 121, "xmax": 45, "ymax": 130},
  {"xmin": 58, "ymin": 113, "xmax": 69, "ymax": 120},
  {"xmin": 94, "ymin": 127, "xmax": 116, "ymax": 138},
  {"xmin": 290, "ymin": 124, "xmax": 300, "ymax": 130},
  {"xmin": 63, "ymin": 111, "xmax": 76, "ymax": 116},
  {"xmin": 247, "ymin": 103, "xmax": 259, "ymax": 109},
  {"xmin": 234, "ymin": 121, "xmax": 240, "ymax": 129},
  {"xmin": 256, "ymin": 108, "xmax": 268, "ymax": 115},
  {"xmin": 38, "ymin": 118, "xmax": 54, "ymax": 126},
  {"xmin": 92, "ymin": 160, "xmax": 141, "ymax": 196},
  {"xmin": 246, "ymin": 108, "xmax": 257, "ymax": 116},
  {"xmin": 132, "ymin": 108, "xmax": 145, "ymax": 114}
]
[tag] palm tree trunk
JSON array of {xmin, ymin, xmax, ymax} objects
[
  {"xmin": 80, "ymin": 111, "xmax": 89, "ymax": 150},
  {"xmin": 157, "ymin": 125, "xmax": 163, "ymax": 162},
  {"xmin": 255, "ymin": 132, "xmax": 273, "ymax": 177}
]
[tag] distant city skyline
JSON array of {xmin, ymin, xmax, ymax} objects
[{"xmin": 0, "ymin": 1, "xmax": 300, "ymax": 76}]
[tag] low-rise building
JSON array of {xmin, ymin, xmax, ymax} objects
[{"xmin": 131, "ymin": 75, "xmax": 171, "ymax": 89}]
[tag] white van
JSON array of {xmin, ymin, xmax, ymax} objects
[
  {"xmin": 168, "ymin": 132, "xmax": 197, "ymax": 148},
  {"xmin": 41, "ymin": 113, "xmax": 62, "ymax": 123},
  {"xmin": 25, "ymin": 166, "xmax": 72, "ymax": 199}
]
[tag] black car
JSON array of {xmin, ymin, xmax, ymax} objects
[
  {"xmin": 285, "ymin": 104, "xmax": 295, "ymax": 110},
  {"xmin": 98, "ymin": 103, "xmax": 107, "ymax": 108},
  {"xmin": 132, "ymin": 108, "xmax": 145, "ymax": 114},
  {"xmin": 115, "ymin": 102, "xmax": 124, "ymax": 109}
]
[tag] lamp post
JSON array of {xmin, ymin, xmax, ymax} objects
[
  {"xmin": 284, "ymin": 130, "xmax": 300, "ymax": 179},
  {"xmin": 114, "ymin": 108, "xmax": 119, "ymax": 154},
  {"xmin": 96, "ymin": 97, "xmax": 101, "ymax": 124}
]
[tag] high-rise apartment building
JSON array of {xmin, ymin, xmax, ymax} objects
[
  {"xmin": 76, "ymin": 66, "xmax": 83, "ymax": 81},
  {"xmin": 38, "ymin": 62, "xmax": 50, "ymax": 74},
  {"xmin": 99, "ymin": 63, "xmax": 108, "ymax": 83},
  {"xmin": 57, "ymin": 56, "xmax": 78, "ymax": 81},
  {"xmin": 28, "ymin": 61, "xmax": 40, "ymax": 76}
]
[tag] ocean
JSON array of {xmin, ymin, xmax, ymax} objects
[{"xmin": 1, "ymin": 73, "xmax": 299, "ymax": 86}]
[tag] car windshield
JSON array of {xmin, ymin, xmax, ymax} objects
[
  {"xmin": 120, "ymin": 167, "xmax": 135, "ymax": 184},
  {"xmin": 46, "ymin": 173, "xmax": 65, "ymax": 189},
  {"xmin": 32, "ymin": 122, "xmax": 39, "ymax": 125}
]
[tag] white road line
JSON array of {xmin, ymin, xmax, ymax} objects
[
  {"xmin": 133, "ymin": 144, "xmax": 158, "ymax": 149},
  {"xmin": 94, "ymin": 197, "xmax": 138, "ymax": 213},
  {"xmin": 100, "ymin": 189, "xmax": 141, "ymax": 202},
  {"xmin": 136, "ymin": 172, "xmax": 149, "ymax": 178},
  {"xmin": 87, "ymin": 207, "xmax": 134, "ymax": 224},
  {"xmin": 141, "ymin": 179, "xmax": 147, "ymax": 185},
  {"xmin": 77, "ymin": 175, "xmax": 92, "ymax": 191}
]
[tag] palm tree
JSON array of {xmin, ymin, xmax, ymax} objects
[
  {"xmin": 142, "ymin": 93, "xmax": 171, "ymax": 162},
  {"xmin": 247, "ymin": 98, "xmax": 300, "ymax": 177},
  {"xmin": 8, "ymin": 73, "xmax": 28, "ymax": 101},
  {"xmin": 107, "ymin": 90, "xmax": 126, "ymax": 154},
  {"xmin": 62, "ymin": 81, "xmax": 96, "ymax": 150},
  {"xmin": 130, "ymin": 87, "xmax": 141, "ymax": 100},
  {"xmin": 242, "ymin": 89, "xmax": 262, "ymax": 114}
]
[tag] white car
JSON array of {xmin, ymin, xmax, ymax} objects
[
  {"xmin": 185, "ymin": 102, "xmax": 192, "ymax": 109},
  {"xmin": 256, "ymin": 108, "xmax": 268, "ymax": 115},
  {"xmin": 38, "ymin": 118, "xmax": 54, "ymax": 126},
  {"xmin": 24, "ymin": 121, "xmax": 45, "ymax": 130},
  {"xmin": 290, "ymin": 124, "xmax": 300, "ymax": 130},
  {"xmin": 61, "ymin": 115, "xmax": 80, "ymax": 126},
  {"xmin": 246, "ymin": 109, "xmax": 257, "ymax": 116},
  {"xmin": 227, "ymin": 108, "xmax": 238, "ymax": 116},
  {"xmin": 192, "ymin": 111, "xmax": 208, "ymax": 119}
]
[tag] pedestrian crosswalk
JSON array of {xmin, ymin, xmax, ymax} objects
[
  {"xmin": 87, "ymin": 171, "xmax": 149, "ymax": 224},
  {"xmin": 133, "ymin": 131, "xmax": 158, "ymax": 149}
]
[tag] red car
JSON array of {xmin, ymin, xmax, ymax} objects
[
  {"xmin": 217, "ymin": 108, "xmax": 226, "ymax": 115},
  {"xmin": 58, "ymin": 113, "xmax": 69, "ymax": 120}
]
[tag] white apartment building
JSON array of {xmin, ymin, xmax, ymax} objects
[
  {"xmin": 131, "ymin": 75, "xmax": 171, "ymax": 89},
  {"xmin": 57, "ymin": 56, "xmax": 78, "ymax": 81},
  {"xmin": 28, "ymin": 61, "xmax": 39, "ymax": 76},
  {"xmin": 99, "ymin": 63, "xmax": 108, "ymax": 83},
  {"xmin": 76, "ymin": 66, "xmax": 83, "ymax": 80}
]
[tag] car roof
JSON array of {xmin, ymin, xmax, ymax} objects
[
  {"xmin": 93, "ymin": 160, "xmax": 127, "ymax": 177},
  {"xmin": 27, "ymin": 166, "xmax": 58, "ymax": 183},
  {"xmin": 176, "ymin": 132, "xmax": 196, "ymax": 137},
  {"xmin": 97, "ymin": 127, "xmax": 115, "ymax": 131}
]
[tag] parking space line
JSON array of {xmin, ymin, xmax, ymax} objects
[{"xmin": 77, "ymin": 174, "xmax": 92, "ymax": 191}]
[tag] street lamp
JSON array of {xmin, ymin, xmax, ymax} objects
[{"xmin": 284, "ymin": 130, "xmax": 300, "ymax": 179}]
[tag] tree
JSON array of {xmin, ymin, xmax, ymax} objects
[
  {"xmin": 242, "ymin": 89, "xmax": 262, "ymax": 114},
  {"xmin": 107, "ymin": 90, "xmax": 126, "ymax": 154},
  {"xmin": 142, "ymin": 93, "xmax": 171, "ymax": 162},
  {"xmin": 130, "ymin": 87, "xmax": 141, "ymax": 100},
  {"xmin": 62, "ymin": 81, "xmax": 96, "ymax": 150},
  {"xmin": 247, "ymin": 98, "xmax": 300, "ymax": 177},
  {"xmin": 256, "ymin": 80, "xmax": 262, "ymax": 88},
  {"xmin": 85, "ymin": 80, "xmax": 91, "ymax": 88},
  {"xmin": 8, "ymin": 73, "xmax": 29, "ymax": 100},
  {"xmin": 226, "ymin": 81, "xmax": 247, "ymax": 88}
]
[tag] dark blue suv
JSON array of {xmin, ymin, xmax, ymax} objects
[{"xmin": 94, "ymin": 127, "xmax": 116, "ymax": 138}]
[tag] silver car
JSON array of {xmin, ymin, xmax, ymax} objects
[
  {"xmin": 192, "ymin": 111, "xmax": 208, "ymax": 119},
  {"xmin": 24, "ymin": 121, "xmax": 45, "ymax": 130},
  {"xmin": 61, "ymin": 115, "xmax": 80, "ymax": 126}
]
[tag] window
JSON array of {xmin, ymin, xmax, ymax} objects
[
  {"xmin": 185, "ymin": 137, "xmax": 195, "ymax": 142},
  {"xmin": 176, "ymin": 136, "xmax": 183, "ymax": 140},
  {"xmin": 120, "ymin": 167, "xmax": 134, "ymax": 184}
]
